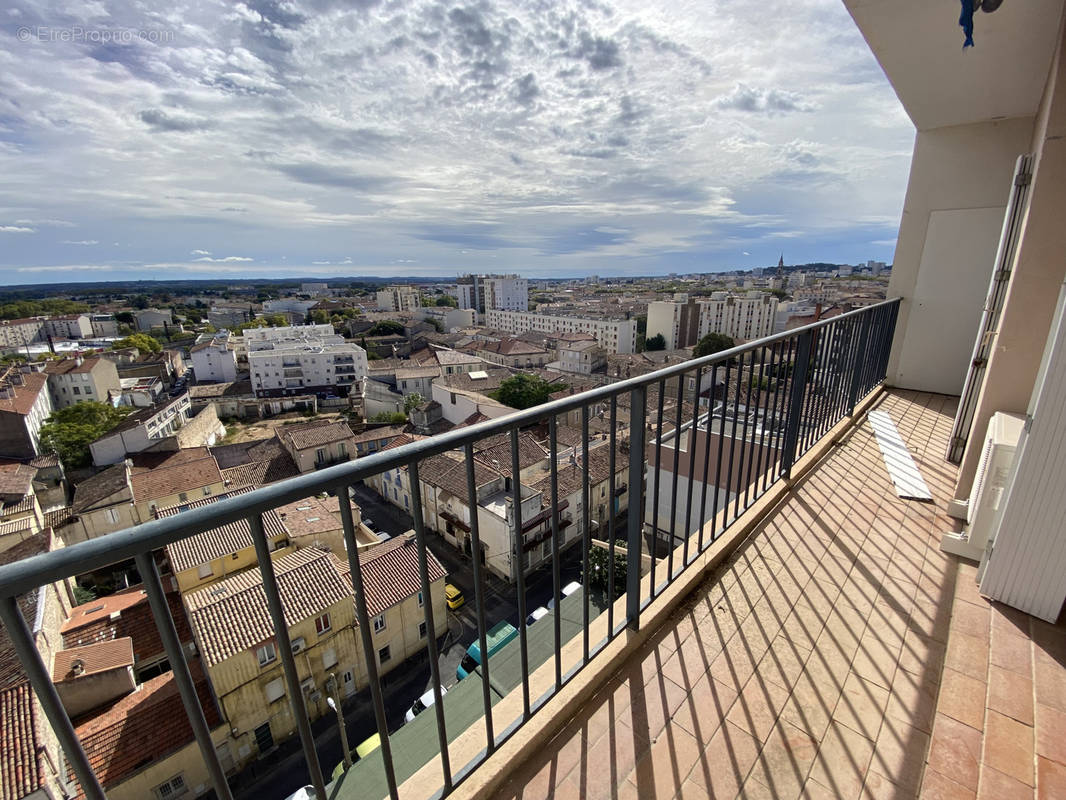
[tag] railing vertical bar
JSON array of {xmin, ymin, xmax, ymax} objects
[
  {"xmin": 509, "ymin": 428, "xmax": 531, "ymax": 721},
  {"xmin": 134, "ymin": 553, "xmax": 234, "ymax": 800},
  {"xmin": 625, "ymin": 384, "xmax": 646, "ymax": 630},
  {"xmin": 743, "ymin": 343, "xmax": 769, "ymax": 509},
  {"xmin": 802, "ymin": 327, "xmax": 828, "ymax": 454},
  {"xmin": 463, "ymin": 442, "xmax": 495, "ymax": 754},
  {"xmin": 407, "ymin": 460, "xmax": 452, "ymax": 792},
  {"xmin": 682, "ymin": 365, "xmax": 702, "ymax": 567},
  {"xmin": 815, "ymin": 320, "xmax": 840, "ymax": 438},
  {"xmin": 829, "ymin": 318, "xmax": 851, "ymax": 430},
  {"xmin": 606, "ymin": 396, "xmax": 618, "ymax": 633},
  {"xmin": 0, "ymin": 595, "xmax": 107, "ymax": 800},
  {"xmin": 755, "ymin": 340, "xmax": 777, "ymax": 497},
  {"xmin": 667, "ymin": 374, "xmax": 684, "ymax": 578},
  {"xmin": 772, "ymin": 337, "xmax": 796, "ymax": 485},
  {"xmin": 649, "ymin": 380, "xmax": 665, "ymax": 596},
  {"xmin": 248, "ymin": 512, "xmax": 327, "ymax": 800},
  {"xmin": 838, "ymin": 316, "xmax": 861, "ymax": 419},
  {"xmin": 725, "ymin": 350, "xmax": 743, "ymax": 524},
  {"xmin": 338, "ymin": 492, "xmax": 399, "ymax": 799},
  {"xmin": 780, "ymin": 330, "xmax": 813, "ymax": 479},
  {"xmin": 548, "ymin": 414, "xmax": 563, "ymax": 690},
  {"xmin": 581, "ymin": 405, "xmax": 591, "ymax": 663},
  {"xmin": 734, "ymin": 350, "xmax": 758, "ymax": 519},
  {"xmin": 882, "ymin": 302, "xmax": 900, "ymax": 382},
  {"xmin": 708, "ymin": 358, "xmax": 730, "ymax": 546},
  {"xmin": 697, "ymin": 363, "xmax": 717, "ymax": 552}
]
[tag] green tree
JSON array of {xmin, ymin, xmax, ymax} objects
[
  {"xmin": 39, "ymin": 402, "xmax": 132, "ymax": 469},
  {"xmin": 369, "ymin": 411, "xmax": 407, "ymax": 424},
  {"xmin": 693, "ymin": 333, "xmax": 735, "ymax": 358},
  {"xmin": 644, "ymin": 333, "xmax": 666, "ymax": 351},
  {"xmin": 584, "ymin": 543, "xmax": 628, "ymax": 601},
  {"xmin": 309, "ymin": 309, "xmax": 331, "ymax": 325},
  {"xmin": 114, "ymin": 311, "xmax": 136, "ymax": 327},
  {"xmin": 112, "ymin": 333, "xmax": 162, "ymax": 354},
  {"xmin": 368, "ymin": 320, "xmax": 405, "ymax": 336},
  {"xmin": 494, "ymin": 373, "xmax": 559, "ymax": 410},
  {"xmin": 435, "ymin": 295, "xmax": 458, "ymax": 307},
  {"xmin": 404, "ymin": 393, "xmax": 425, "ymax": 413}
]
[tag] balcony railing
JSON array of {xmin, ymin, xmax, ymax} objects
[{"xmin": 0, "ymin": 299, "xmax": 899, "ymax": 800}]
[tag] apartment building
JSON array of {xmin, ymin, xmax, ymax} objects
[
  {"xmin": 484, "ymin": 309, "xmax": 637, "ymax": 354},
  {"xmin": 184, "ymin": 548, "xmax": 362, "ymax": 767},
  {"xmin": 43, "ymin": 314, "xmax": 93, "ymax": 340},
  {"xmin": 275, "ymin": 420, "xmax": 357, "ymax": 472},
  {"xmin": 44, "ymin": 356, "xmax": 121, "ymax": 409},
  {"xmin": 90, "ymin": 313, "xmax": 120, "ymax": 337},
  {"xmin": 375, "ymin": 285, "xmax": 422, "ymax": 312},
  {"xmin": 456, "ymin": 274, "xmax": 528, "ymax": 314},
  {"xmin": 0, "ymin": 318, "xmax": 44, "ymax": 350},
  {"xmin": 247, "ymin": 341, "xmax": 367, "ymax": 397},
  {"xmin": 190, "ymin": 331, "xmax": 239, "ymax": 383},
  {"xmin": 476, "ymin": 338, "xmax": 551, "ymax": 369},
  {"xmin": 646, "ymin": 292, "xmax": 778, "ymax": 349},
  {"xmin": 0, "ymin": 371, "xmax": 53, "ymax": 459},
  {"xmin": 555, "ymin": 340, "xmax": 608, "ymax": 375},
  {"xmin": 133, "ymin": 308, "xmax": 173, "ymax": 331}
]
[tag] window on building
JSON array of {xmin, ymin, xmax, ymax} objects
[
  {"xmin": 104, "ymin": 507, "xmax": 120, "ymax": 524},
  {"xmin": 322, "ymin": 647, "xmax": 338, "ymax": 670},
  {"xmin": 72, "ymin": 386, "xmax": 80, "ymax": 395},
  {"xmin": 178, "ymin": 492, "xmax": 188, "ymax": 503},
  {"xmin": 378, "ymin": 645, "xmax": 391, "ymax": 664},
  {"xmin": 264, "ymin": 678, "xmax": 285, "ymax": 703},
  {"xmin": 419, "ymin": 621, "xmax": 427, "ymax": 639},
  {"xmin": 315, "ymin": 613, "xmax": 331, "ymax": 635},
  {"xmin": 197, "ymin": 563, "xmax": 213, "ymax": 579},
  {"xmin": 417, "ymin": 590, "xmax": 424, "ymax": 607},
  {"xmin": 373, "ymin": 613, "xmax": 386, "ymax": 633},
  {"xmin": 203, "ymin": 486, "xmax": 212, "ymax": 496},
  {"xmin": 256, "ymin": 642, "xmax": 277, "ymax": 666},
  {"xmin": 316, "ymin": 448, "xmax": 326, "ymax": 463},
  {"xmin": 154, "ymin": 774, "xmax": 186, "ymax": 799}
]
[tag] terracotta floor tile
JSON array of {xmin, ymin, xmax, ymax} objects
[
  {"xmin": 899, "ymin": 629, "xmax": 947, "ymax": 678},
  {"xmin": 726, "ymin": 674, "xmax": 791, "ymax": 743},
  {"xmin": 1037, "ymin": 756, "xmax": 1066, "ymax": 800},
  {"xmin": 983, "ymin": 710, "xmax": 1033, "ymax": 787},
  {"xmin": 868, "ymin": 713, "xmax": 931, "ymax": 792},
  {"xmin": 685, "ymin": 720, "xmax": 761, "ymax": 798},
  {"xmin": 987, "ymin": 665, "xmax": 1033, "ymax": 727},
  {"xmin": 623, "ymin": 672, "xmax": 689, "ymax": 744},
  {"xmin": 834, "ymin": 672, "xmax": 890, "ymax": 741},
  {"xmin": 977, "ymin": 765, "xmax": 1032, "ymax": 800},
  {"xmin": 886, "ymin": 669, "xmax": 939, "ymax": 734},
  {"xmin": 990, "ymin": 628, "xmax": 1033, "ymax": 677},
  {"xmin": 671, "ymin": 675, "xmax": 737, "ymax": 746},
  {"xmin": 919, "ymin": 769, "xmax": 977, "ymax": 800},
  {"xmin": 989, "ymin": 603, "xmax": 1032, "ymax": 641},
  {"xmin": 861, "ymin": 769, "xmax": 919, "ymax": 800},
  {"xmin": 1035, "ymin": 702, "xmax": 1066, "ymax": 767},
  {"xmin": 937, "ymin": 667, "xmax": 987, "ymax": 730},
  {"xmin": 1033, "ymin": 649, "xmax": 1066, "ymax": 714},
  {"xmin": 630, "ymin": 723, "xmax": 703, "ymax": 800},
  {"xmin": 951, "ymin": 601, "xmax": 991, "ymax": 642},
  {"xmin": 927, "ymin": 713, "xmax": 983, "ymax": 791},
  {"xmin": 709, "ymin": 638, "xmax": 759, "ymax": 689},
  {"xmin": 746, "ymin": 720, "xmax": 819, "ymax": 800},
  {"xmin": 943, "ymin": 632, "xmax": 990, "ymax": 682},
  {"xmin": 780, "ymin": 669, "xmax": 840, "ymax": 741},
  {"xmin": 757, "ymin": 634, "xmax": 812, "ymax": 693},
  {"xmin": 576, "ymin": 719, "xmax": 650, "ymax": 800},
  {"xmin": 807, "ymin": 720, "xmax": 874, "ymax": 800},
  {"xmin": 851, "ymin": 631, "xmax": 902, "ymax": 691}
]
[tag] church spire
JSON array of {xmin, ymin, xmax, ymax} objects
[{"xmin": 776, "ymin": 254, "xmax": 784, "ymax": 279}]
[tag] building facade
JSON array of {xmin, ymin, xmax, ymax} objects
[
  {"xmin": 484, "ymin": 310, "xmax": 637, "ymax": 354},
  {"xmin": 44, "ymin": 356, "xmax": 121, "ymax": 410},
  {"xmin": 375, "ymin": 286, "xmax": 422, "ymax": 312},
  {"xmin": 190, "ymin": 332, "xmax": 239, "ymax": 384},
  {"xmin": 456, "ymin": 274, "xmax": 528, "ymax": 314},
  {"xmin": 647, "ymin": 292, "xmax": 779, "ymax": 348}
]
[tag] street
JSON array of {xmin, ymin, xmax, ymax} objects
[{"xmin": 233, "ymin": 481, "xmax": 586, "ymax": 799}]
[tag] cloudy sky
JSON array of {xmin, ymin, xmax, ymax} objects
[{"xmin": 0, "ymin": 0, "xmax": 915, "ymax": 285}]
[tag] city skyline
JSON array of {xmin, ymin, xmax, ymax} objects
[{"xmin": 0, "ymin": 0, "xmax": 913, "ymax": 285}]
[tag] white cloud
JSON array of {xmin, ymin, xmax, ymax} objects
[
  {"xmin": 0, "ymin": 0, "xmax": 913, "ymax": 280},
  {"xmin": 62, "ymin": 240, "xmax": 99, "ymax": 245},
  {"xmin": 1, "ymin": 226, "xmax": 35, "ymax": 233}
]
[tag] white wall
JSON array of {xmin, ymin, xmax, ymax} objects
[{"xmin": 887, "ymin": 117, "xmax": 1035, "ymax": 394}]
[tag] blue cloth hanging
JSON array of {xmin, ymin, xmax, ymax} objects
[{"xmin": 960, "ymin": 0, "xmax": 975, "ymax": 48}]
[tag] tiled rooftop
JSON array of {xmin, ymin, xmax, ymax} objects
[{"xmin": 494, "ymin": 390, "xmax": 1066, "ymax": 800}]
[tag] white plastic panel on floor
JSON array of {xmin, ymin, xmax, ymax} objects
[{"xmin": 868, "ymin": 409, "xmax": 933, "ymax": 501}]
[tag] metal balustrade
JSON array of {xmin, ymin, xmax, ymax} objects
[{"xmin": 0, "ymin": 299, "xmax": 899, "ymax": 800}]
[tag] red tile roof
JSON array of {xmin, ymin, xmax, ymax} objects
[
  {"xmin": 0, "ymin": 683, "xmax": 44, "ymax": 800},
  {"xmin": 332, "ymin": 536, "xmax": 446, "ymax": 618},
  {"xmin": 52, "ymin": 638, "xmax": 134, "ymax": 682},
  {"xmin": 0, "ymin": 372, "xmax": 49, "ymax": 417},
  {"xmin": 129, "ymin": 455, "xmax": 222, "ymax": 503},
  {"xmin": 61, "ymin": 586, "xmax": 193, "ymax": 665},
  {"xmin": 70, "ymin": 664, "xmax": 221, "ymax": 799},
  {"xmin": 43, "ymin": 357, "xmax": 102, "ymax": 375}
]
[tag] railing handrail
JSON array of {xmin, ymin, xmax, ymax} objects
[{"xmin": 0, "ymin": 298, "xmax": 899, "ymax": 599}]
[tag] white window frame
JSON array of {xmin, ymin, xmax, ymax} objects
[
  {"xmin": 373, "ymin": 613, "xmax": 386, "ymax": 633},
  {"xmin": 154, "ymin": 773, "xmax": 186, "ymax": 799},
  {"xmin": 315, "ymin": 612, "xmax": 331, "ymax": 635},
  {"xmin": 197, "ymin": 563, "xmax": 213, "ymax": 580},
  {"xmin": 378, "ymin": 645, "xmax": 391, "ymax": 664},
  {"xmin": 256, "ymin": 642, "xmax": 277, "ymax": 667}
]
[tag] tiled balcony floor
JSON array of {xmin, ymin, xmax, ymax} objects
[{"xmin": 496, "ymin": 390, "xmax": 1066, "ymax": 800}]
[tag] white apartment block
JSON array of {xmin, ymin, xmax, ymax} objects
[
  {"xmin": 456, "ymin": 275, "xmax": 528, "ymax": 314},
  {"xmin": 647, "ymin": 293, "xmax": 778, "ymax": 349},
  {"xmin": 485, "ymin": 310, "xmax": 637, "ymax": 354},
  {"xmin": 243, "ymin": 324, "xmax": 337, "ymax": 349},
  {"xmin": 43, "ymin": 315, "xmax": 93, "ymax": 339},
  {"xmin": 0, "ymin": 319, "xmax": 44, "ymax": 350},
  {"xmin": 189, "ymin": 332, "xmax": 239, "ymax": 383},
  {"xmin": 248, "ymin": 342, "xmax": 368, "ymax": 396},
  {"xmin": 376, "ymin": 286, "xmax": 422, "ymax": 312}
]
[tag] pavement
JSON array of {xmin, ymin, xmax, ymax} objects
[{"xmin": 232, "ymin": 480, "xmax": 587, "ymax": 799}]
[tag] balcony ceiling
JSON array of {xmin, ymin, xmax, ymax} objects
[{"xmin": 845, "ymin": 0, "xmax": 1065, "ymax": 130}]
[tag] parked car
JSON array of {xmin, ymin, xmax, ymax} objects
[
  {"xmin": 456, "ymin": 621, "xmax": 518, "ymax": 680},
  {"xmin": 405, "ymin": 685, "xmax": 448, "ymax": 722},
  {"xmin": 526, "ymin": 606, "xmax": 549, "ymax": 626},
  {"xmin": 547, "ymin": 581, "xmax": 582, "ymax": 610},
  {"xmin": 445, "ymin": 583, "xmax": 465, "ymax": 610}
]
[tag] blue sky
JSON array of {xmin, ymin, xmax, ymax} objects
[{"xmin": 0, "ymin": 0, "xmax": 915, "ymax": 285}]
